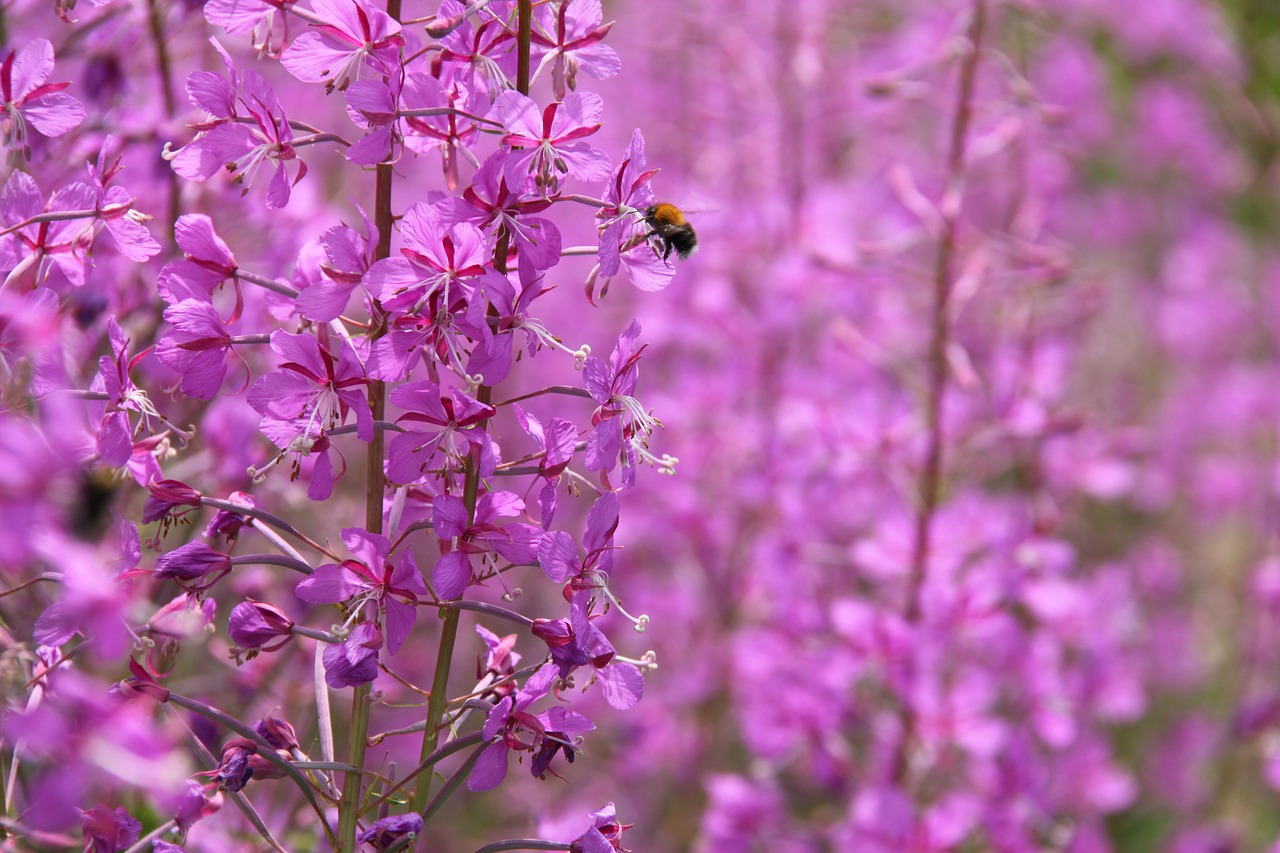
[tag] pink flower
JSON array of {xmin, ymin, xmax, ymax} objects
[
  {"xmin": 493, "ymin": 90, "xmax": 611, "ymax": 194},
  {"xmin": 385, "ymin": 380, "xmax": 495, "ymax": 484},
  {"xmin": 157, "ymin": 214, "xmax": 238, "ymax": 304},
  {"xmin": 0, "ymin": 40, "xmax": 85, "ymax": 157},
  {"xmin": 531, "ymin": 0, "xmax": 620, "ymax": 100},
  {"xmin": 295, "ymin": 527, "xmax": 427, "ymax": 655},
  {"xmin": 280, "ymin": 0, "xmax": 404, "ymax": 93},
  {"xmin": 155, "ymin": 300, "xmax": 235, "ymax": 400}
]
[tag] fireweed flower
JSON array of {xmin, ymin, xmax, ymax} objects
[
  {"xmin": 0, "ymin": 39, "xmax": 85, "ymax": 157},
  {"xmin": 229, "ymin": 600, "xmax": 295, "ymax": 657},
  {"xmin": 431, "ymin": 491, "xmax": 542, "ymax": 599},
  {"xmin": 514, "ymin": 405, "xmax": 578, "ymax": 527},
  {"xmin": 154, "ymin": 541, "xmax": 233, "ymax": 591},
  {"xmin": 432, "ymin": 0, "xmax": 516, "ymax": 109},
  {"xmin": 363, "ymin": 200, "xmax": 503, "ymax": 319},
  {"xmin": 203, "ymin": 491, "xmax": 254, "ymax": 543},
  {"xmin": 294, "ymin": 206, "xmax": 377, "ymax": 322},
  {"xmin": 204, "ymin": 0, "xmax": 293, "ymax": 51},
  {"xmin": 468, "ymin": 665, "xmax": 595, "ymax": 791},
  {"xmin": 169, "ymin": 69, "xmax": 307, "ymax": 209},
  {"xmin": 156, "ymin": 214, "xmax": 238, "ymax": 304},
  {"xmin": 322, "ymin": 620, "xmax": 382, "ymax": 688},
  {"xmin": 357, "ymin": 814, "xmax": 424, "ymax": 850},
  {"xmin": 399, "ymin": 72, "xmax": 481, "ymax": 189},
  {"xmin": 155, "ymin": 300, "xmax": 236, "ymax": 400},
  {"xmin": 0, "ymin": 171, "xmax": 95, "ymax": 289},
  {"xmin": 385, "ymin": 379, "xmax": 496, "ymax": 483},
  {"xmin": 141, "ymin": 478, "xmax": 203, "ymax": 532},
  {"xmin": 476, "ymin": 623, "xmax": 522, "ymax": 700},
  {"xmin": 83, "ymin": 147, "xmax": 161, "ymax": 263},
  {"xmin": 492, "ymin": 90, "xmax": 611, "ymax": 194},
  {"xmin": 569, "ymin": 803, "xmax": 633, "ymax": 853},
  {"xmin": 247, "ymin": 330, "xmax": 374, "ymax": 441},
  {"xmin": 537, "ymin": 490, "xmax": 619, "ymax": 586},
  {"xmin": 590, "ymin": 129, "xmax": 674, "ymax": 297},
  {"xmin": 296, "ymin": 527, "xmax": 426, "ymax": 654},
  {"xmin": 439, "ymin": 150, "xmax": 561, "ymax": 281},
  {"xmin": 583, "ymin": 319, "xmax": 672, "ymax": 488},
  {"xmin": 533, "ymin": 589, "xmax": 643, "ymax": 709},
  {"xmin": 80, "ymin": 805, "xmax": 141, "ymax": 853},
  {"xmin": 530, "ymin": 0, "xmax": 620, "ymax": 100},
  {"xmin": 280, "ymin": 0, "xmax": 404, "ymax": 93}
]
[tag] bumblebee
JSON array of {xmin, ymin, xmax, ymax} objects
[{"xmin": 643, "ymin": 203, "xmax": 698, "ymax": 262}]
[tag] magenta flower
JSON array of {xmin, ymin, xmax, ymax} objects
[
  {"xmin": 570, "ymin": 803, "xmax": 633, "ymax": 853},
  {"xmin": 532, "ymin": 591, "xmax": 641, "ymax": 710},
  {"xmin": 154, "ymin": 541, "xmax": 233, "ymax": 591},
  {"xmin": 170, "ymin": 70, "xmax": 307, "ymax": 209},
  {"xmin": 400, "ymin": 72, "xmax": 480, "ymax": 189},
  {"xmin": 468, "ymin": 666, "xmax": 594, "ymax": 792},
  {"xmin": 296, "ymin": 527, "xmax": 427, "ymax": 654},
  {"xmin": 537, "ymin": 491, "xmax": 619, "ymax": 585},
  {"xmin": 32, "ymin": 530, "xmax": 139, "ymax": 660},
  {"xmin": 83, "ymin": 147, "xmax": 161, "ymax": 263},
  {"xmin": 247, "ymin": 331, "xmax": 374, "ymax": 441},
  {"xmin": 0, "ymin": 171, "xmax": 94, "ymax": 289},
  {"xmin": 440, "ymin": 150, "xmax": 561, "ymax": 279},
  {"xmin": 583, "ymin": 320, "xmax": 658, "ymax": 488},
  {"xmin": 80, "ymin": 805, "xmax": 141, "ymax": 853},
  {"xmin": 204, "ymin": 491, "xmax": 254, "ymax": 543},
  {"xmin": 0, "ymin": 40, "xmax": 85, "ymax": 156},
  {"xmin": 433, "ymin": 0, "xmax": 516, "ymax": 108},
  {"xmin": 431, "ymin": 491, "xmax": 542, "ymax": 599},
  {"xmin": 385, "ymin": 380, "xmax": 496, "ymax": 483},
  {"xmin": 205, "ymin": 0, "xmax": 292, "ymax": 48},
  {"xmin": 295, "ymin": 206, "xmax": 377, "ymax": 321},
  {"xmin": 363, "ymin": 200, "xmax": 502, "ymax": 316},
  {"xmin": 228, "ymin": 599, "xmax": 295, "ymax": 655},
  {"xmin": 531, "ymin": 0, "xmax": 620, "ymax": 100},
  {"xmin": 493, "ymin": 90, "xmax": 611, "ymax": 194},
  {"xmin": 156, "ymin": 214, "xmax": 238, "ymax": 304},
  {"xmin": 155, "ymin": 300, "xmax": 235, "ymax": 400},
  {"xmin": 280, "ymin": 0, "xmax": 404, "ymax": 93},
  {"xmin": 357, "ymin": 813, "xmax": 424, "ymax": 850},
  {"xmin": 141, "ymin": 478, "xmax": 203, "ymax": 529},
  {"xmin": 514, "ymin": 405, "xmax": 577, "ymax": 527},
  {"xmin": 321, "ymin": 621, "xmax": 383, "ymax": 688},
  {"xmin": 591, "ymin": 130, "xmax": 674, "ymax": 296}
]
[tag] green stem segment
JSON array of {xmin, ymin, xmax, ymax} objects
[
  {"xmin": 408, "ymin": 0, "xmax": 532, "ymax": 819},
  {"xmin": 335, "ymin": 2, "xmax": 401, "ymax": 848}
]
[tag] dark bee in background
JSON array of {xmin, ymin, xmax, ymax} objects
[
  {"xmin": 70, "ymin": 466, "xmax": 122, "ymax": 541},
  {"xmin": 643, "ymin": 203, "xmax": 698, "ymax": 262}
]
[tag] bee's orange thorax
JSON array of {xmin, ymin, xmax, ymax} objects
[{"xmin": 650, "ymin": 203, "xmax": 687, "ymax": 227}]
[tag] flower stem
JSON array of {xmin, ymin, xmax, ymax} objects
[
  {"xmin": 335, "ymin": 1, "xmax": 401, "ymax": 847},
  {"xmin": 892, "ymin": 0, "xmax": 987, "ymax": 786}
]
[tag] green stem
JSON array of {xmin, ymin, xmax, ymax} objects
[{"xmin": 335, "ymin": 1, "xmax": 401, "ymax": 846}]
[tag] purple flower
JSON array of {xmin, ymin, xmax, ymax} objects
[
  {"xmin": 80, "ymin": 805, "xmax": 140, "ymax": 853},
  {"xmin": 295, "ymin": 206, "xmax": 377, "ymax": 321},
  {"xmin": 537, "ymin": 491, "xmax": 619, "ymax": 585},
  {"xmin": 212, "ymin": 736, "xmax": 290, "ymax": 791},
  {"xmin": 228, "ymin": 599, "xmax": 295, "ymax": 656},
  {"xmin": 154, "ymin": 541, "xmax": 232, "ymax": 591},
  {"xmin": 467, "ymin": 666, "xmax": 595, "ymax": 791},
  {"xmin": 156, "ymin": 214, "xmax": 238, "ymax": 304},
  {"xmin": 155, "ymin": 300, "xmax": 234, "ymax": 400},
  {"xmin": 493, "ymin": 90, "xmax": 611, "ymax": 194},
  {"xmin": 247, "ymin": 330, "xmax": 374, "ymax": 441},
  {"xmin": 170, "ymin": 70, "xmax": 307, "ymax": 209},
  {"xmin": 363, "ymin": 200, "xmax": 502, "ymax": 317},
  {"xmin": 141, "ymin": 478, "xmax": 203, "ymax": 530},
  {"xmin": 591, "ymin": 130, "xmax": 674, "ymax": 296},
  {"xmin": 203, "ymin": 491, "xmax": 254, "ymax": 543},
  {"xmin": 357, "ymin": 813, "xmax": 424, "ymax": 849},
  {"xmin": 570, "ymin": 803, "xmax": 633, "ymax": 853},
  {"xmin": 321, "ymin": 621, "xmax": 383, "ymax": 688},
  {"xmin": 531, "ymin": 0, "xmax": 620, "ymax": 100},
  {"xmin": 399, "ymin": 72, "xmax": 480, "ymax": 188},
  {"xmin": 385, "ymin": 380, "xmax": 495, "ymax": 483},
  {"xmin": 432, "ymin": 491, "xmax": 543, "ymax": 599},
  {"xmin": 280, "ymin": 0, "xmax": 404, "ymax": 93},
  {"xmin": 171, "ymin": 779, "xmax": 221, "ymax": 833},
  {"xmin": 433, "ymin": 0, "xmax": 516, "ymax": 108},
  {"xmin": 476, "ymin": 624, "xmax": 521, "ymax": 700},
  {"xmin": 0, "ymin": 171, "xmax": 95, "ymax": 289},
  {"xmin": 514, "ymin": 405, "xmax": 578, "ymax": 528},
  {"xmin": 296, "ymin": 528, "xmax": 426, "ymax": 654},
  {"xmin": 0, "ymin": 40, "xmax": 85, "ymax": 157},
  {"xmin": 583, "ymin": 320, "xmax": 663, "ymax": 488},
  {"xmin": 439, "ymin": 150, "xmax": 561, "ymax": 279}
]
